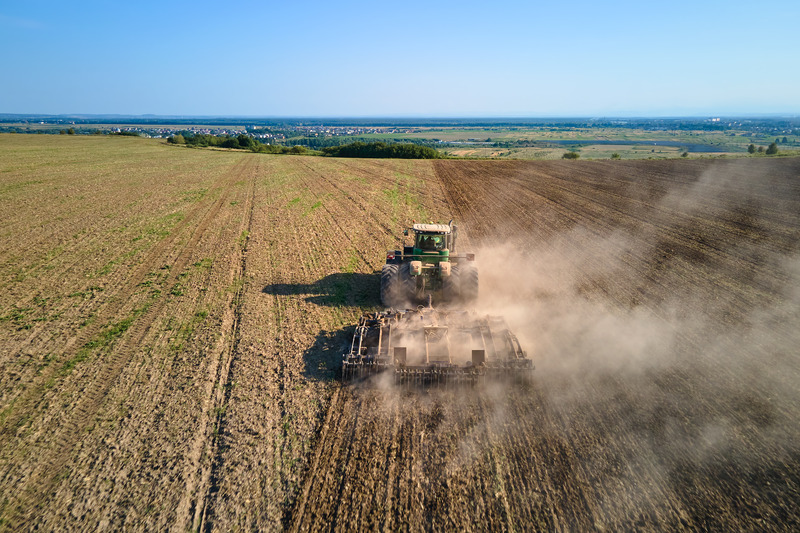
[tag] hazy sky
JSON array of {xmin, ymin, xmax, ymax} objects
[{"xmin": 1, "ymin": 0, "xmax": 798, "ymax": 117}]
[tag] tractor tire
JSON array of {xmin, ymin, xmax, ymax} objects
[
  {"xmin": 442, "ymin": 265, "xmax": 461, "ymax": 304},
  {"xmin": 460, "ymin": 264, "xmax": 479, "ymax": 303},
  {"xmin": 380, "ymin": 264, "xmax": 400, "ymax": 307},
  {"xmin": 398, "ymin": 262, "xmax": 418, "ymax": 305}
]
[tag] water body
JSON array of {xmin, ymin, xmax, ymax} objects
[{"xmin": 551, "ymin": 139, "xmax": 727, "ymax": 152}]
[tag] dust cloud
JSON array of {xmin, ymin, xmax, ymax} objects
[
  {"xmin": 332, "ymin": 160, "xmax": 800, "ymax": 529},
  {"xmin": 466, "ymin": 160, "xmax": 800, "ymax": 457},
  {"xmin": 475, "ymin": 160, "xmax": 798, "ymax": 381},
  {"xmin": 373, "ymin": 158, "xmax": 799, "ymax": 427},
  {"xmin": 476, "ymin": 236, "xmax": 679, "ymax": 381}
]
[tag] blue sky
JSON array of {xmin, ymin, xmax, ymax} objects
[{"xmin": 1, "ymin": 0, "xmax": 798, "ymax": 117}]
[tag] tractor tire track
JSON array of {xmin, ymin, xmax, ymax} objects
[
  {"xmin": 0, "ymin": 156, "xmax": 257, "ymax": 528},
  {"xmin": 0, "ymin": 158, "xmax": 253, "ymax": 439},
  {"xmin": 195, "ymin": 158, "xmax": 258, "ymax": 532}
]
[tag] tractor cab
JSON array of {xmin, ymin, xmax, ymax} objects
[
  {"xmin": 404, "ymin": 223, "xmax": 456, "ymax": 255},
  {"xmin": 415, "ymin": 232, "xmax": 446, "ymax": 252}
]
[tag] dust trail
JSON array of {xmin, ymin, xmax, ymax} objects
[
  {"xmin": 467, "ymin": 158, "xmax": 800, "ymax": 452},
  {"xmin": 453, "ymin": 160, "xmax": 800, "ymax": 528},
  {"xmin": 476, "ymin": 237, "xmax": 679, "ymax": 379},
  {"xmin": 315, "ymin": 160, "xmax": 800, "ymax": 530}
]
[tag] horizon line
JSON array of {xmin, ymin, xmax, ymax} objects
[{"xmin": 3, "ymin": 113, "xmax": 800, "ymax": 121}]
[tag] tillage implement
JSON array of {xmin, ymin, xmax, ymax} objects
[{"xmin": 341, "ymin": 305, "xmax": 532, "ymax": 385}]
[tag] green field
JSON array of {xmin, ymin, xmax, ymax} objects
[{"xmin": 2, "ymin": 118, "xmax": 799, "ymax": 161}]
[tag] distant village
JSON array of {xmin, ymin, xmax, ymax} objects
[
  {"xmin": 0, "ymin": 118, "xmax": 421, "ymax": 142},
  {"xmin": 114, "ymin": 124, "xmax": 420, "ymax": 141}
]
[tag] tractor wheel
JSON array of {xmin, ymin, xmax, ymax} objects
[
  {"xmin": 442, "ymin": 265, "xmax": 461, "ymax": 304},
  {"xmin": 461, "ymin": 264, "xmax": 479, "ymax": 303},
  {"xmin": 380, "ymin": 264, "xmax": 400, "ymax": 307},
  {"xmin": 398, "ymin": 262, "xmax": 417, "ymax": 305}
]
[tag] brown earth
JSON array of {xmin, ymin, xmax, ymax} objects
[
  {"xmin": 288, "ymin": 158, "xmax": 800, "ymax": 531},
  {"xmin": 1, "ymin": 135, "xmax": 799, "ymax": 531}
]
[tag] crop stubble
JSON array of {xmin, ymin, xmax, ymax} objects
[
  {"xmin": 1, "ymin": 136, "xmax": 799, "ymax": 531},
  {"xmin": 0, "ymin": 138, "xmax": 449, "ymax": 531}
]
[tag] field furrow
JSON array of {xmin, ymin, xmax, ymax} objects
[{"xmin": 1, "ymin": 135, "xmax": 798, "ymax": 531}]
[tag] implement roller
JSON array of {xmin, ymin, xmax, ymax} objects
[{"xmin": 341, "ymin": 306, "xmax": 533, "ymax": 385}]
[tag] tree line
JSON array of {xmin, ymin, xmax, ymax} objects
[
  {"xmin": 748, "ymin": 142, "xmax": 779, "ymax": 155},
  {"xmin": 167, "ymin": 133, "xmax": 308, "ymax": 154},
  {"xmin": 321, "ymin": 141, "xmax": 440, "ymax": 159},
  {"xmin": 287, "ymin": 136, "xmax": 437, "ymax": 149},
  {"xmin": 167, "ymin": 134, "xmax": 440, "ymax": 159}
]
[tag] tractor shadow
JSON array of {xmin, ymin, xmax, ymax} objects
[
  {"xmin": 300, "ymin": 327, "xmax": 355, "ymax": 382},
  {"xmin": 262, "ymin": 272, "xmax": 380, "ymax": 308},
  {"xmin": 262, "ymin": 272, "xmax": 380, "ymax": 382}
]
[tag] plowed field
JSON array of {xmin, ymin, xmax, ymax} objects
[{"xmin": 1, "ymin": 135, "xmax": 799, "ymax": 531}]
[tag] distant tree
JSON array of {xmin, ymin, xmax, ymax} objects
[
  {"xmin": 67, "ymin": 128, "xmax": 75, "ymax": 135},
  {"xmin": 766, "ymin": 142, "xmax": 779, "ymax": 155},
  {"xmin": 236, "ymin": 133, "xmax": 255, "ymax": 150},
  {"xmin": 611, "ymin": 152, "xmax": 620, "ymax": 159},
  {"xmin": 747, "ymin": 144, "xmax": 756, "ymax": 154},
  {"xmin": 782, "ymin": 136, "xmax": 788, "ymax": 143},
  {"xmin": 185, "ymin": 133, "xmax": 214, "ymax": 147},
  {"xmin": 562, "ymin": 151, "xmax": 579, "ymax": 159},
  {"xmin": 757, "ymin": 146, "xmax": 765, "ymax": 153},
  {"xmin": 681, "ymin": 152, "xmax": 689, "ymax": 157},
  {"xmin": 59, "ymin": 130, "xmax": 66, "ymax": 135},
  {"xmin": 776, "ymin": 138, "xmax": 781, "ymax": 144},
  {"xmin": 168, "ymin": 134, "xmax": 186, "ymax": 144},
  {"xmin": 220, "ymin": 136, "xmax": 239, "ymax": 149}
]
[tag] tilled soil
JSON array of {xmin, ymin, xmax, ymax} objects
[
  {"xmin": 1, "ymin": 136, "xmax": 799, "ymax": 531},
  {"xmin": 287, "ymin": 158, "xmax": 800, "ymax": 531}
]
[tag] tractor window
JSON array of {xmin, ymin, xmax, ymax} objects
[{"xmin": 416, "ymin": 234, "xmax": 444, "ymax": 251}]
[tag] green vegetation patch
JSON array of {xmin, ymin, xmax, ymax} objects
[
  {"xmin": 322, "ymin": 142, "xmax": 440, "ymax": 159},
  {"xmin": 193, "ymin": 258, "xmax": 213, "ymax": 269},
  {"xmin": 56, "ymin": 283, "xmax": 162, "ymax": 378},
  {"xmin": 0, "ymin": 305, "xmax": 34, "ymax": 329},
  {"xmin": 343, "ymin": 249, "xmax": 359, "ymax": 274},
  {"xmin": 59, "ymin": 311, "xmax": 139, "ymax": 376},
  {"xmin": 134, "ymin": 211, "xmax": 185, "ymax": 242},
  {"xmin": 238, "ymin": 230, "xmax": 250, "ymax": 248},
  {"xmin": 181, "ymin": 188, "xmax": 208, "ymax": 202}
]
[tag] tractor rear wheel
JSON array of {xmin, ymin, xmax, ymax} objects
[
  {"xmin": 442, "ymin": 265, "xmax": 461, "ymax": 304},
  {"xmin": 461, "ymin": 264, "xmax": 479, "ymax": 303},
  {"xmin": 381, "ymin": 264, "xmax": 400, "ymax": 307},
  {"xmin": 398, "ymin": 262, "xmax": 417, "ymax": 305}
]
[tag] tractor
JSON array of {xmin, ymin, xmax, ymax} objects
[
  {"xmin": 381, "ymin": 221, "xmax": 478, "ymax": 307},
  {"xmin": 344, "ymin": 222, "xmax": 533, "ymax": 385}
]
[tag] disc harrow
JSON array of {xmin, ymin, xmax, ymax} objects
[{"xmin": 342, "ymin": 306, "xmax": 532, "ymax": 385}]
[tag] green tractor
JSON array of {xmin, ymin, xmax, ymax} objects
[{"xmin": 381, "ymin": 221, "xmax": 478, "ymax": 307}]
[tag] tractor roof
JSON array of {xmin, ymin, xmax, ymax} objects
[{"xmin": 412, "ymin": 223, "xmax": 451, "ymax": 233}]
